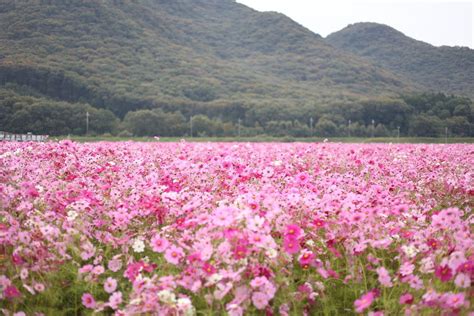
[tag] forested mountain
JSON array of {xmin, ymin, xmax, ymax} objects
[
  {"xmin": 0, "ymin": 0, "xmax": 410, "ymax": 116},
  {"xmin": 0, "ymin": 0, "xmax": 472, "ymax": 137},
  {"xmin": 326, "ymin": 22, "xmax": 474, "ymax": 99}
]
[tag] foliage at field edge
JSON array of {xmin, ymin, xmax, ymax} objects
[
  {"xmin": 1, "ymin": 87, "xmax": 473, "ymax": 138},
  {"xmin": 0, "ymin": 141, "xmax": 473, "ymax": 315}
]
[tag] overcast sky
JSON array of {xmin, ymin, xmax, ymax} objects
[{"xmin": 236, "ymin": 0, "xmax": 473, "ymax": 48}]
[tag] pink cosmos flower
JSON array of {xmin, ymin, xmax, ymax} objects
[
  {"xmin": 165, "ymin": 245, "xmax": 185, "ymax": 265},
  {"xmin": 454, "ymin": 273, "xmax": 471, "ymax": 288},
  {"xmin": 262, "ymin": 167, "xmax": 274, "ymax": 178},
  {"xmin": 252, "ymin": 291, "xmax": 270, "ymax": 310},
  {"xmin": 422, "ymin": 290, "xmax": 443, "ymax": 307},
  {"xmin": 213, "ymin": 206, "xmax": 236, "ymax": 226},
  {"xmin": 0, "ymin": 275, "xmax": 12, "ymax": 288},
  {"xmin": 285, "ymin": 224, "xmax": 302, "ymax": 239},
  {"xmin": 79, "ymin": 264, "xmax": 93, "ymax": 274},
  {"xmin": 298, "ymin": 283, "xmax": 312, "ymax": 295},
  {"xmin": 426, "ymin": 238, "xmax": 439, "ymax": 250},
  {"xmin": 354, "ymin": 291, "xmax": 375, "ymax": 313},
  {"xmin": 202, "ymin": 262, "xmax": 216, "ymax": 275},
  {"xmin": 283, "ymin": 236, "xmax": 301, "ymax": 255},
  {"xmin": 12, "ymin": 253, "xmax": 24, "ymax": 266},
  {"xmin": 124, "ymin": 262, "xmax": 142, "ymax": 282},
  {"xmin": 150, "ymin": 235, "xmax": 169, "ymax": 253},
  {"xmin": 262, "ymin": 281, "xmax": 277, "ymax": 299},
  {"xmin": 214, "ymin": 282, "xmax": 233, "ymax": 300},
  {"xmin": 299, "ymin": 250, "xmax": 315, "ymax": 266},
  {"xmin": 376, "ymin": 267, "xmax": 393, "ymax": 287},
  {"xmin": 448, "ymin": 251, "xmax": 466, "ymax": 271},
  {"xmin": 108, "ymin": 291, "xmax": 123, "ymax": 310},
  {"xmin": 227, "ymin": 304, "xmax": 243, "ymax": 316},
  {"xmin": 80, "ymin": 250, "xmax": 95, "ymax": 261},
  {"xmin": 233, "ymin": 245, "xmax": 248, "ymax": 260},
  {"xmin": 104, "ymin": 277, "xmax": 118, "ymax": 293},
  {"xmin": 457, "ymin": 260, "xmax": 473, "ymax": 274},
  {"xmin": 108, "ymin": 258, "xmax": 122, "ymax": 272},
  {"xmin": 92, "ymin": 265, "xmax": 105, "ymax": 275},
  {"xmin": 248, "ymin": 200, "xmax": 260, "ymax": 212},
  {"xmin": 20, "ymin": 268, "xmax": 28, "ymax": 280},
  {"xmin": 295, "ymin": 172, "xmax": 310, "ymax": 184},
  {"xmin": 313, "ymin": 218, "xmax": 326, "ymax": 229},
  {"xmin": 33, "ymin": 283, "xmax": 45, "ymax": 292},
  {"xmin": 279, "ymin": 303, "xmax": 290, "ymax": 316},
  {"xmin": 250, "ymin": 276, "xmax": 268, "ymax": 289},
  {"xmin": 443, "ymin": 292, "xmax": 466, "ymax": 309},
  {"xmin": 317, "ymin": 268, "xmax": 329, "ymax": 279},
  {"xmin": 399, "ymin": 262, "xmax": 415, "ymax": 276},
  {"xmin": 82, "ymin": 293, "xmax": 96, "ymax": 309}
]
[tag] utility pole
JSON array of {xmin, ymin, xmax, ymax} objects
[
  {"xmin": 238, "ymin": 118, "xmax": 241, "ymax": 138},
  {"xmin": 86, "ymin": 111, "xmax": 90, "ymax": 135},
  {"xmin": 348, "ymin": 120, "xmax": 351, "ymax": 138},
  {"xmin": 310, "ymin": 117, "xmax": 314, "ymax": 137},
  {"xmin": 190, "ymin": 116, "xmax": 193, "ymax": 138},
  {"xmin": 445, "ymin": 127, "xmax": 448, "ymax": 144},
  {"xmin": 397, "ymin": 126, "xmax": 400, "ymax": 142},
  {"xmin": 371, "ymin": 119, "xmax": 375, "ymax": 138}
]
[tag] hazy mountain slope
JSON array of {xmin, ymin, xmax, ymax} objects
[
  {"xmin": 0, "ymin": 0, "xmax": 413, "ymax": 117},
  {"xmin": 326, "ymin": 22, "xmax": 474, "ymax": 98}
]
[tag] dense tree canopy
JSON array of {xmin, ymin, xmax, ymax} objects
[{"xmin": 1, "ymin": 85, "xmax": 471, "ymax": 137}]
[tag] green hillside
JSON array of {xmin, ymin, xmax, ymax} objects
[
  {"xmin": 326, "ymin": 22, "xmax": 474, "ymax": 98},
  {"xmin": 0, "ymin": 0, "xmax": 411, "ymax": 117}
]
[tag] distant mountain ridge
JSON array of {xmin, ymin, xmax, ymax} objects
[
  {"xmin": 326, "ymin": 22, "xmax": 474, "ymax": 98},
  {"xmin": 0, "ymin": 0, "xmax": 413, "ymax": 118}
]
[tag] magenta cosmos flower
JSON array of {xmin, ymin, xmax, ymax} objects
[
  {"xmin": 285, "ymin": 224, "xmax": 302, "ymax": 239},
  {"xmin": 434, "ymin": 265, "xmax": 453, "ymax": 282},
  {"xmin": 399, "ymin": 293, "xmax": 413, "ymax": 305},
  {"xmin": 4, "ymin": 285, "xmax": 21, "ymax": 299},
  {"xmin": 283, "ymin": 236, "xmax": 301, "ymax": 255}
]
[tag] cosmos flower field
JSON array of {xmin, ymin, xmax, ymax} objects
[{"xmin": 0, "ymin": 141, "xmax": 473, "ymax": 315}]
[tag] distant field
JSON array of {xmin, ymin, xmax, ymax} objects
[{"xmin": 59, "ymin": 136, "xmax": 474, "ymax": 143}]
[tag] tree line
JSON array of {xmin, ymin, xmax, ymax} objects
[{"xmin": 1, "ymin": 87, "xmax": 472, "ymax": 137}]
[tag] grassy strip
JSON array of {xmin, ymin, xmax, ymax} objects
[{"xmin": 55, "ymin": 136, "xmax": 474, "ymax": 144}]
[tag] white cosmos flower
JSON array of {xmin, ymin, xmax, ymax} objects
[
  {"xmin": 401, "ymin": 245, "xmax": 418, "ymax": 258},
  {"xmin": 272, "ymin": 160, "xmax": 283, "ymax": 167},
  {"xmin": 157, "ymin": 289, "xmax": 176, "ymax": 304},
  {"xmin": 132, "ymin": 238, "xmax": 145, "ymax": 253},
  {"xmin": 207, "ymin": 273, "xmax": 223, "ymax": 286},
  {"xmin": 67, "ymin": 210, "xmax": 78, "ymax": 221},
  {"xmin": 177, "ymin": 297, "xmax": 195, "ymax": 316},
  {"xmin": 266, "ymin": 248, "xmax": 278, "ymax": 259}
]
